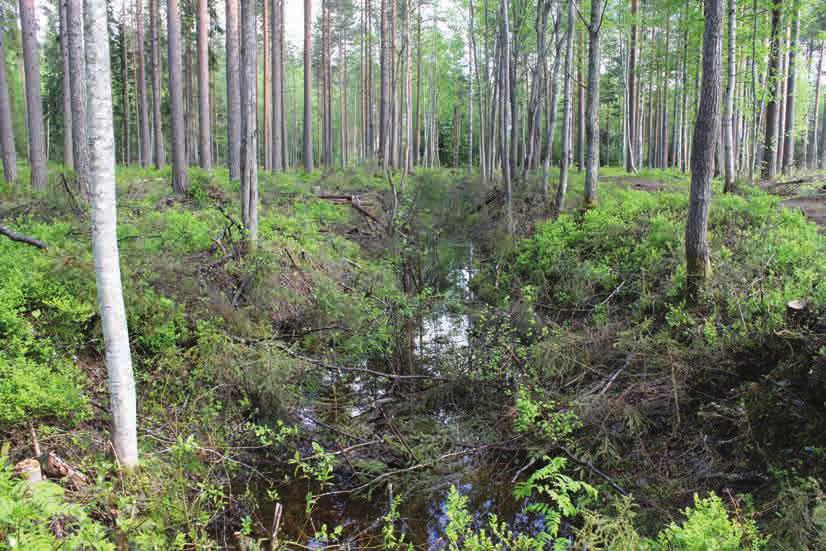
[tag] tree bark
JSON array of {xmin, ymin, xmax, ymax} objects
[
  {"xmin": 18, "ymin": 0, "xmax": 47, "ymax": 190},
  {"xmin": 271, "ymin": 0, "xmax": 284, "ymax": 171},
  {"xmin": 625, "ymin": 0, "xmax": 638, "ymax": 173},
  {"xmin": 722, "ymin": 0, "xmax": 736, "ymax": 191},
  {"xmin": 59, "ymin": 0, "xmax": 73, "ymax": 170},
  {"xmin": 379, "ymin": 0, "xmax": 390, "ymax": 169},
  {"xmin": 0, "ymin": 29, "xmax": 17, "ymax": 184},
  {"xmin": 135, "ymin": 0, "xmax": 151, "ymax": 167},
  {"xmin": 303, "ymin": 0, "xmax": 313, "ymax": 171},
  {"xmin": 583, "ymin": 0, "xmax": 602, "ymax": 208},
  {"xmin": 167, "ymin": 0, "xmax": 189, "ymax": 191},
  {"xmin": 686, "ymin": 0, "xmax": 723, "ymax": 297},
  {"xmin": 781, "ymin": 7, "xmax": 798, "ymax": 173},
  {"xmin": 761, "ymin": 0, "xmax": 782, "ymax": 181},
  {"xmin": 240, "ymin": 0, "xmax": 257, "ymax": 244},
  {"xmin": 84, "ymin": 0, "xmax": 139, "ymax": 469},
  {"xmin": 808, "ymin": 41, "xmax": 823, "ymax": 168},
  {"xmin": 67, "ymin": 0, "xmax": 88, "ymax": 195},
  {"xmin": 196, "ymin": 0, "xmax": 211, "ymax": 168},
  {"xmin": 553, "ymin": 0, "xmax": 574, "ymax": 217},
  {"xmin": 150, "ymin": 0, "xmax": 165, "ymax": 168},
  {"xmin": 499, "ymin": 0, "xmax": 512, "ymax": 234},
  {"xmin": 225, "ymin": 0, "xmax": 241, "ymax": 178}
]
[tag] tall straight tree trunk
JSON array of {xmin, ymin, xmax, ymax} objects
[
  {"xmin": 150, "ymin": 0, "xmax": 165, "ymax": 167},
  {"xmin": 761, "ymin": 0, "xmax": 782, "ymax": 181},
  {"xmin": 808, "ymin": 41, "xmax": 823, "ymax": 168},
  {"xmin": 576, "ymin": 28, "xmax": 584, "ymax": 171},
  {"xmin": 85, "ymin": 0, "xmax": 139, "ymax": 469},
  {"xmin": 583, "ymin": 0, "xmax": 602, "ymax": 207},
  {"xmin": 240, "ymin": 0, "xmax": 257, "ymax": 243},
  {"xmin": 18, "ymin": 0, "xmax": 47, "ymax": 190},
  {"xmin": 404, "ymin": 0, "xmax": 412, "ymax": 179},
  {"xmin": 553, "ymin": 0, "xmax": 574, "ymax": 217},
  {"xmin": 59, "ymin": 0, "xmax": 73, "ymax": 170},
  {"xmin": 686, "ymin": 0, "xmax": 723, "ymax": 296},
  {"xmin": 196, "ymin": 0, "xmax": 211, "ymax": 168},
  {"xmin": 121, "ymin": 5, "xmax": 131, "ymax": 164},
  {"xmin": 167, "ymin": 0, "xmax": 188, "ymax": 191},
  {"xmin": 262, "ymin": 0, "xmax": 271, "ymax": 169},
  {"xmin": 136, "ymin": 0, "xmax": 151, "ymax": 167},
  {"xmin": 67, "ymin": 0, "xmax": 88, "ymax": 194},
  {"xmin": 303, "ymin": 0, "xmax": 313, "ymax": 171},
  {"xmin": 776, "ymin": 24, "xmax": 789, "ymax": 169},
  {"xmin": 379, "ymin": 0, "xmax": 390, "ymax": 168},
  {"xmin": 723, "ymin": 0, "xmax": 736, "ymax": 191},
  {"xmin": 499, "ymin": 0, "xmax": 512, "ymax": 235},
  {"xmin": 626, "ymin": 0, "xmax": 638, "ymax": 172},
  {"xmin": 0, "ymin": 30, "xmax": 17, "ymax": 184},
  {"xmin": 781, "ymin": 6, "xmax": 798, "ymax": 173},
  {"xmin": 271, "ymin": 0, "xmax": 284, "ymax": 171},
  {"xmin": 225, "ymin": 0, "xmax": 241, "ymax": 178}
]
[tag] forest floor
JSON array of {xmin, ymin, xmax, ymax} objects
[{"xmin": 0, "ymin": 165, "xmax": 824, "ymax": 549}]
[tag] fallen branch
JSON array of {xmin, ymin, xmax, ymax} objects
[
  {"xmin": 316, "ymin": 192, "xmax": 383, "ymax": 226},
  {"xmin": 0, "ymin": 224, "xmax": 48, "ymax": 249},
  {"xmin": 556, "ymin": 445, "xmax": 628, "ymax": 496}
]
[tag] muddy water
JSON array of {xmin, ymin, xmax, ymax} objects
[{"xmin": 252, "ymin": 242, "xmax": 532, "ymax": 547}]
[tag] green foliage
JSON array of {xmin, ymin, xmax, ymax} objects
[
  {"xmin": 656, "ymin": 494, "xmax": 765, "ymax": 550},
  {"xmin": 0, "ymin": 457, "xmax": 111, "ymax": 550}
]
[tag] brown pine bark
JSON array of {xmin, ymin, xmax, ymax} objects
[
  {"xmin": 167, "ymin": 0, "xmax": 189, "ymax": 191},
  {"xmin": 583, "ymin": 0, "xmax": 603, "ymax": 208},
  {"xmin": 240, "ymin": 0, "xmax": 258, "ymax": 243},
  {"xmin": 781, "ymin": 8, "xmax": 798, "ymax": 173},
  {"xmin": 196, "ymin": 0, "xmax": 211, "ymax": 168},
  {"xmin": 150, "ymin": 0, "xmax": 165, "ymax": 168},
  {"xmin": 0, "ymin": 29, "xmax": 17, "ymax": 184},
  {"xmin": 18, "ymin": 0, "xmax": 47, "ymax": 189},
  {"xmin": 271, "ymin": 0, "xmax": 284, "ymax": 171},
  {"xmin": 303, "ymin": 0, "xmax": 313, "ymax": 171},
  {"xmin": 761, "ymin": 0, "xmax": 782, "ymax": 181},
  {"xmin": 136, "ymin": 0, "xmax": 151, "ymax": 167},
  {"xmin": 225, "ymin": 0, "xmax": 240, "ymax": 178},
  {"xmin": 722, "ymin": 0, "xmax": 736, "ymax": 191},
  {"xmin": 263, "ymin": 0, "xmax": 271, "ymax": 170},
  {"xmin": 59, "ymin": 0, "xmax": 73, "ymax": 170}
]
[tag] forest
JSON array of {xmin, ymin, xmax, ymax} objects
[{"xmin": 0, "ymin": 0, "xmax": 824, "ymax": 546}]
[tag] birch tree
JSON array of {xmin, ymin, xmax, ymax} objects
[{"xmin": 85, "ymin": 0, "xmax": 139, "ymax": 468}]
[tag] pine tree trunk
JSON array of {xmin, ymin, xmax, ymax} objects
[
  {"xmin": 67, "ymin": 0, "xmax": 89, "ymax": 193},
  {"xmin": 85, "ymin": 0, "xmax": 139, "ymax": 469},
  {"xmin": 686, "ymin": 0, "xmax": 723, "ymax": 297},
  {"xmin": 379, "ymin": 0, "xmax": 390, "ymax": 169},
  {"xmin": 225, "ymin": 0, "xmax": 241, "ymax": 178},
  {"xmin": 499, "ymin": 0, "xmax": 512, "ymax": 235},
  {"xmin": 722, "ymin": 0, "xmax": 736, "ymax": 191},
  {"xmin": 781, "ymin": 8, "xmax": 798, "ymax": 173},
  {"xmin": 167, "ymin": 0, "xmax": 188, "ymax": 191},
  {"xmin": 808, "ymin": 41, "xmax": 823, "ymax": 168},
  {"xmin": 59, "ymin": 0, "xmax": 74, "ymax": 170},
  {"xmin": 303, "ymin": 0, "xmax": 313, "ymax": 171},
  {"xmin": 240, "ymin": 0, "xmax": 257, "ymax": 243},
  {"xmin": 583, "ymin": 0, "xmax": 602, "ymax": 208},
  {"xmin": 196, "ymin": 0, "xmax": 211, "ymax": 168},
  {"xmin": 18, "ymin": 0, "xmax": 47, "ymax": 190},
  {"xmin": 576, "ymin": 27, "xmax": 584, "ymax": 171},
  {"xmin": 553, "ymin": 0, "xmax": 574, "ymax": 217},
  {"xmin": 271, "ymin": 0, "xmax": 284, "ymax": 171},
  {"xmin": 150, "ymin": 0, "xmax": 165, "ymax": 168},
  {"xmin": 135, "ymin": 0, "xmax": 151, "ymax": 167},
  {"xmin": 0, "ymin": 30, "xmax": 17, "ymax": 184}
]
